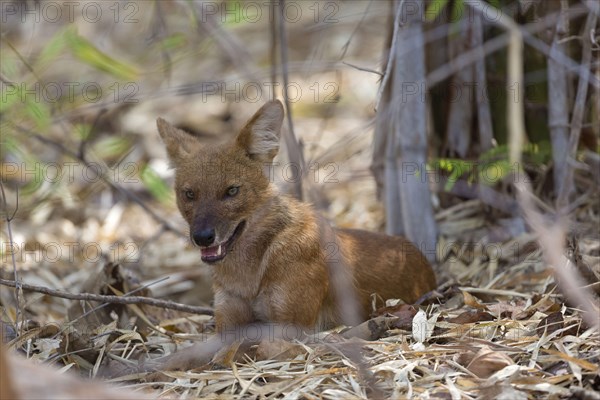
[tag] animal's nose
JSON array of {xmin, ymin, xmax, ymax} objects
[{"xmin": 193, "ymin": 228, "xmax": 216, "ymax": 247}]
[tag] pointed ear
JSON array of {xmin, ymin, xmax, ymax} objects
[
  {"xmin": 156, "ymin": 118, "xmax": 200, "ymax": 165},
  {"xmin": 236, "ymin": 100, "xmax": 284, "ymax": 162}
]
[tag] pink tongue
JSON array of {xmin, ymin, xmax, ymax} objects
[{"xmin": 201, "ymin": 244, "xmax": 223, "ymax": 258}]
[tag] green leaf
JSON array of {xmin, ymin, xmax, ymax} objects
[
  {"xmin": 0, "ymin": 83, "xmax": 21, "ymax": 113},
  {"xmin": 159, "ymin": 33, "xmax": 187, "ymax": 51},
  {"xmin": 487, "ymin": 0, "xmax": 501, "ymax": 9},
  {"xmin": 91, "ymin": 136, "xmax": 131, "ymax": 159},
  {"xmin": 1, "ymin": 134, "xmax": 44, "ymax": 196},
  {"xmin": 445, "ymin": 159, "xmax": 473, "ymax": 191},
  {"xmin": 65, "ymin": 29, "xmax": 138, "ymax": 81},
  {"xmin": 36, "ymin": 28, "xmax": 68, "ymax": 70},
  {"xmin": 525, "ymin": 141, "xmax": 552, "ymax": 164},
  {"xmin": 25, "ymin": 99, "xmax": 51, "ymax": 131},
  {"xmin": 425, "ymin": 0, "xmax": 449, "ymax": 21},
  {"xmin": 222, "ymin": 0, "xmax": 250, "ymax": 25},
  {"xmin": 432, "ymin": 158, "xmax": 474, "ymax": 191},
  {"xmin": 140, "ymin": 165, "xmax": 172, "ymax": 203},
  {"xmin": 479, "ymin": 160, "xmax": 512, "ymax": 185},
  {"xmin": 74, "ymin": 123, "xmax": 92, "ymax": 140},
  {"xmin": 480, "ymin": 144, "xmax": 509, "ymax": 161},
  {"xmin": 451, "ymin": 0, "xmax": 465, "ymax": 21},
  {"xmin": 0, "ymin": 55, "xmax": 18, "ymax": 78},
  {"xmin": 21, "ymin": 162, "xmax": 45, "ymax": 195}
]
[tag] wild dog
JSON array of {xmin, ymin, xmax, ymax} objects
[{"xmin": 157, "ymin": 100, "xmax": 436, "ymax": 332}]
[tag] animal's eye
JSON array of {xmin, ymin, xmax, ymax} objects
[
  {"xmin": 184, "ymin": 189, "xmax": 195, "ymax": 200},
  {"xmin": 226, "ymin": 186, "xmax": 239, "ymax": 197}
]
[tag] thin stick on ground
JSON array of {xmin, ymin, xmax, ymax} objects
[{"xmin": 0, "ymin": 279, "xmax": 214, "ymax": 316}]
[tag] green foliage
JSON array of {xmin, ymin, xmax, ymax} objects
[
  {"xmin": 432, "ymin": 142, "xmax": 552, "ymax": 191},
  {"xmin": 1, "ymin": 134, "xmax": 44, "ymax": 195},
  {"xmin": 90, "ymin": 137, "xmax": 132, "ymax": 160},
  {"xmin": 0, "ymin": 83, "xmax": 20, "ymax": 114},
  {"xmin": 65, "ymin": 28, "xmax": 138, "ymax": 81},
  {"xmin": 74, "ymin": 124, "xmax": 92, "ymax": 141},
  {"xmin": 158, "ymin": 33, "xmax": 188, "ymax": 51},
  {"xmin": 36, "ymin": 28, "xmax": 68, "ymax": 71},
  {"xmin": 24, "ymin": 96, "xmax": 51, "ymax": 131},
  {"xmin": 222, "ymin": 0, "xmax": 258, "ymax": 26},
  {"xmin": 140, "ymin": 165, "xmax": 173, "ymax": 203},
  {"xmin": 426, "ymin": 0, "xmax": 500, "ymax": 23},
  {"xmin": 0, "ymin": 82, "xmax": 51, "ymax": 130},
  {"xmin": 0, "ymin": 25, "xmax": 146, "ymax": 202},
  {"xmin": 425, "ymin": 0, "xmax": 449, "ymax": 21}
]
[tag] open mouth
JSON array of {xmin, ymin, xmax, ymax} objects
[{"xmin": 199, "ymin": 220, "xmax": 246, "ymax": 263}]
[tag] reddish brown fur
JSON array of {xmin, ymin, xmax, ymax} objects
[
  {"xmin": 157, "ymin": 101, "xmax": 436, "ymax": 332},
  {"xmin": 1, "ymin": 345, "xmax": 18, "ymax": 400},
  {"xmin": 0, "ymin": 344, "xmax": 152, "ymax": 399}
]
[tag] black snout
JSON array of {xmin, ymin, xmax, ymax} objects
[{"xmin": 193, "ymin": 228, "xmax": 216, "ymax": 247}]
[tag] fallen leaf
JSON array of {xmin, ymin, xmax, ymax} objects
[
  {"xmin": 488, "ymin": 300, "xmax": 529, "ymax": 319},
  {"xmin": 462, "ymin": 291, "xmax": 488, "ymax": 310},
  {"xmin": 447, "ymin": 310, "xmax": 495, "ymax": 324},
  {"xmin": 374, "ymin": 303, "xmax": 417, "ymax": 319},
  {"xmin": 536, "ymin": 312, "xmax": 564, "ymax": 337},
  {"xmin": 457, "ymin": 346, "xmax": 515, "ymax": 379},
  {"xmin": 412, "ymin": 310, "xmax": 428, "ymax": 343}
]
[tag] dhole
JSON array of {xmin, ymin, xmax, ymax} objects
[{"xmin": 157, "ymin": 100, "xmax": 436, "ymax": 332}]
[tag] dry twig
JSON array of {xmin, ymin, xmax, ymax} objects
[
  {"xmin": 11, "ymin": 124, "xmax": 186, "ymax": 237},
  {"xmin": 0, "ymin": 181, "xmax": 20, "ymax": 332},
  {"xmin": 0, "ymin": 279, "xmax": 214, "ymax": 316}
]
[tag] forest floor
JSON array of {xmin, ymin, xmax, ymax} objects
[{"xmin": 2, "ymin": 118, "xmax": 598, "ymax": 398}]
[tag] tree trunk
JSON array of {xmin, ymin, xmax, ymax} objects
[
  {"xmin": 556, "ymin": 10, "xmax": 597, "ymax": 209},
  {"xmin": 547, "ymin": 5, "xmax": 570, "ymax": 195},
  {"xmin": 386, "ymin": 2, "xmax": 437, "ymax": 262},
  {"xmin": 446, "ymin": 15, "xmax": 474, "ymax": 157},
  {"xmin": 472, "ymin": 13, "xmax": 494, "ymax": 152}
]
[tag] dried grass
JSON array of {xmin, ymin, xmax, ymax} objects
[{"xmin": 2, "ymin": 184, "xmax": 598, "ymax": 398}]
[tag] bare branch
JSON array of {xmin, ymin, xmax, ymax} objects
[
  {"xmin": 548, "ymin": 1, "xmax": 570, "ymax": 193},
  {"xmin": 515, "ymin": 183, "xmax": 599, "ymax": 330},
  {"xmin": 0, "ymin": 279, "xmax": 214, "ymax": 316},
  {"xmin": 11, "ymin": 124, "xmax": 186, "ymax": 238},
  {"xmin": 278, "ymin": 0, "xmax": 306, "ymax": 200},
  {"xmin": 374, "ymin": 0, "xmax": 405, "ymax": 111},
  {"xmin": 556, "ymin": 11, "xmax": 598, "ymax": 210},
  {"xmin": 339, "ymin": 0, "xmax": 374, "ymax": 60},
  {"xmin": 428, "ymin": 6, "xmax": 597, "ymax": 89},
  {"xmin": 0, "ymin": 181, "xmax": 21, "ymax": 333},
  {"xmin": 341, "ymin": 61, "xmax": 382, "ymax": 76},
  {"xmin": 465, "ymin": 0, "xmax": 526, "ymax": 163},
  {"xmin": 191, "ymin": 2, "xmax": 259, "ymax": 82},
  {"xmin": 269, "ymin": 0, "xmax": 278, "ymax": 100}
]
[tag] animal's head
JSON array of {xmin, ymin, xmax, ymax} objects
[{"xmin": 157, "ymin": 100, "xmax": 284, "ymax": 263}]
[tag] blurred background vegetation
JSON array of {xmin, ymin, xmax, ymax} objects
[
  {"xmin": 1, "ymin": 1, "xmax": 599, "ymax": 397},
  {"xmin": 0, "ymin": 0, "xmax": 598, "ymax": 319}
]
